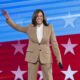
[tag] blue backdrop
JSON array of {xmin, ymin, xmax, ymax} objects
[{"xmin": 0, "ymin": 0, "xmax": 80, "ymax": 42}]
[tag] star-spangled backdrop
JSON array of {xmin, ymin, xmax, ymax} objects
[{"xmin": 0, "ymin": 0, "xmax": 80, "ymax": 80}]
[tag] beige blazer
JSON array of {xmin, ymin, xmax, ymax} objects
[{"xmin": 6, "ymin": 18, "xmax": 62, "ymax": 64}]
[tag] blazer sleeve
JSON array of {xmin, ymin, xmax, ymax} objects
[
  {"xmin": 6, "ymin": 18, "xmax": 30, "ymax": 33},
  {"xmin": 50, "ymin": 25, "xmax": 62, "ymax": 64}
]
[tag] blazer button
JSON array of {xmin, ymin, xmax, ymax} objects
[
  {"xmin": 38, "ymin": 43, "xmax": 40, "ymax": 45},
  {"xmin": 40, "ymin": 49, "xmax": 41, "ymax": 51}
]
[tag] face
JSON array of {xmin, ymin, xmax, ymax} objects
[{"xmin": 36, "ymin": 12, "xmax": 43, "ymax": 25}]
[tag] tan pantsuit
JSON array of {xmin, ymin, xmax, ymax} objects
[
  {"xmin": 28, "ymin": 60, "xmax": 53, "ymax": 80},
  {"xmin": 6, "ymin": 18, "xmax": 62, "ymax": 80}
]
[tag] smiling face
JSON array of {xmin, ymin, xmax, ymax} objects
[
  {"xmin": 32, "ymin": 9, "xmax": 48, "ymax": 26},
  {"xmin": 36, "ymin": 12, "xmax": 43, "ymax": 25}
]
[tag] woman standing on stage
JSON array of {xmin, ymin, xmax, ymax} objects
[{"xmin": 1, "ymin": 9, "xmax": 63, "ymax": 80}]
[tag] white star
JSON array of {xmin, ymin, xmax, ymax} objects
[
  {"xmin": 11, "ymin": 41, "xmax": 26, "ymax": 55},
  {"xmin": 64, "ymin": 13, "xmax": 77, "ymax": 28},
  {"xmin": 38, "ymin": 71, "xmax": 43, "ymax": 80},
  {"xmin": 0, "ymin": 70, "xmax": 2, "ymax": 73},
  {"xmin": 61, "ymin": 38, "xmax": 78, "ymax": 55},
  {"xmin": 11, "ymin": 66, "xmax": 27, "ymax": 80},
  {"xmin": 61, "ymin": 65, "xmax": 78, "ymax": 80}
]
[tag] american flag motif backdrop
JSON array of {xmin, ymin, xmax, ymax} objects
[{"xmin": 0, "ymin": 0, "xmax": 80, "ymax": 80}]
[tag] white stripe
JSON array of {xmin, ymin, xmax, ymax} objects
[
  {"xmin": 1, "ymin": 13, "xmax": 80, "ymax": 27},
  {"xmin": 48, "ymin": 13, "xmax": 80, "ymax": 20}
]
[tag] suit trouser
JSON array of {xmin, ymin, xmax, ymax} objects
[{"xmin": 28, "ymin": 58, "xmax": 53, "ymax": 80}]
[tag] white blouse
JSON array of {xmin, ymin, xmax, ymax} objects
[{"xmin": 36, "ymin": 24, "xmax": 43, "ymax": 43}]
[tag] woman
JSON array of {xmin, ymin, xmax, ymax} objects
[{"xmin": 1, "ymin": 9, "xmax": 63, "ymax": 80}]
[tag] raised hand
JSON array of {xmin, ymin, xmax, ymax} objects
[{"xmin": 1, "ymin": 9, "xmax": 10, "ymax": 19}]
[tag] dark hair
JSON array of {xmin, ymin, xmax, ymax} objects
[{"xmin": 32, "ymin": 9, "xmax": 49, "ymax": 26}]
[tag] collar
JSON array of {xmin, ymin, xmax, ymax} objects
[{"xmin": 36, "ymin": 23, "xmax": 44, "ymax": 28}]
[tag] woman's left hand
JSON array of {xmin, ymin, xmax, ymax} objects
[{"xmin": 59, "ymin": 62, "xmax": 63, "ymax": 69}]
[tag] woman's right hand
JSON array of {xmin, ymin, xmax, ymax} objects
[{"xmin": 1, "ymin": 9, "xmax": 10, "ymax": 19}]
